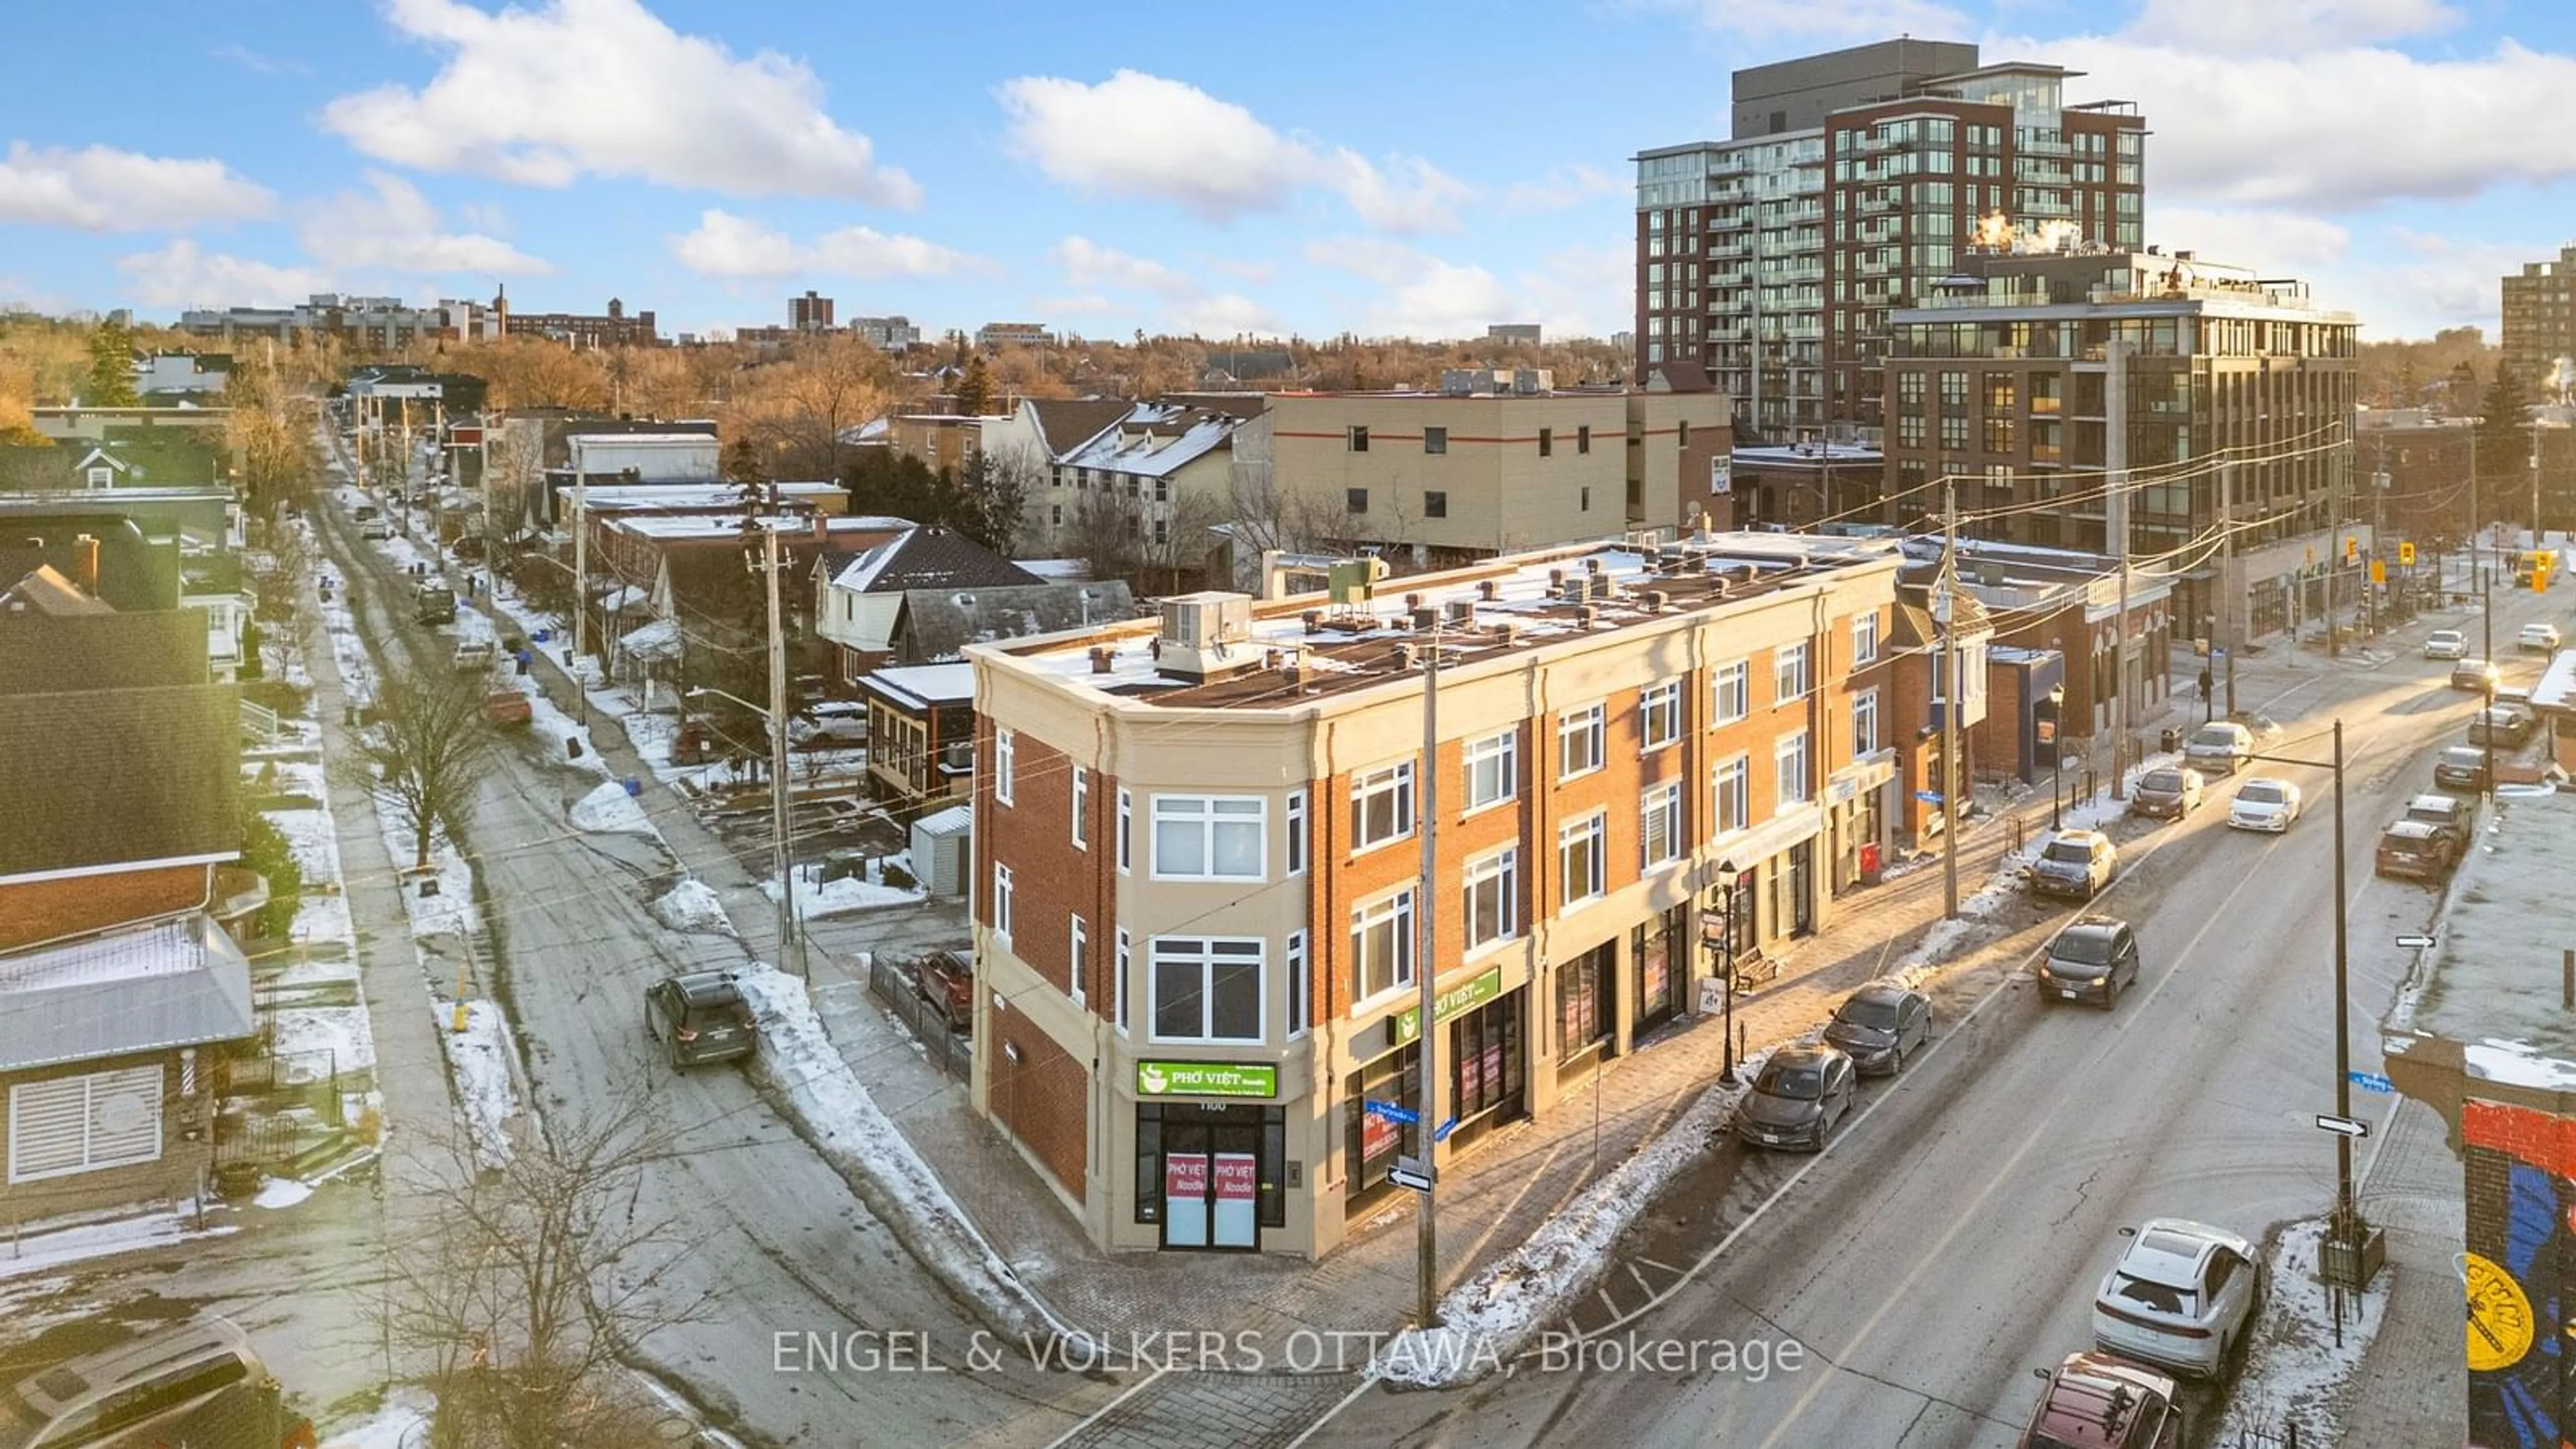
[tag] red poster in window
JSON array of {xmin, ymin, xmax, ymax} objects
[
  {"xmin": 1362, "ymin": 1110, "xmax": 1397, "ymax": 1164},
  {"xmin": 1212, "ymin": 1155, "xmax": 1256, "ymax": 1202},
  {"xmin": 1165, "ymin": 1154, "xmax": 1208, "ymax": 1199},
  {"xmin": 1483, "ymin": 1040, "xmax": 1505, "ymax": 1099},
  {"xmin": 1458, "ymin": 1044, "xmax": 1483, "ymax": 1106}
]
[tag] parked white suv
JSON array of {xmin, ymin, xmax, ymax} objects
[{"xmin": 2092, "ymin": 1218, "xmax": 2262, "ymax": 1378}]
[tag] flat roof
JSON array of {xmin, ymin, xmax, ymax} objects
[
  {"xmin": 607, "ymin": 513, "xmax": 908, "ymax": 540},
  {"xmin": 572, "ymin": 482, "xmax": 843, "ymax": 510},
  {"xmin": 861, "ymin": 662, "xmax": 976, "ymax": 710},
  {"xmin": 986, "ymin": 532, "xmax": 1898, "ymax": 712},
  {"xmin": 2533, "ymin": 648, "xmax": 2576, "ymax": 711},
  {"xmin": 2389, "ymin": 794, "xmax": 2576, "ymax": 1089}
]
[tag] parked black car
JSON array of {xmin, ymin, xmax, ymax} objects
[
  {"xmin": 643, "ymin": 970, "xmax": 758, "ymax": 1069},
  {"xmin": 2434, "ymin": 745, "xmax": 2491, "ymax": 792},
  {"xmin": 1734, "ymin": 1045, "xmax": 1858, "ymax": 1150},
  {"xmin": 2129, "ymin": 767, "xmax": 2206, "ymax": 820},
  {"xmin": 1822, "ymin": 981, "xmax": 1932, "ymax": 1076}
]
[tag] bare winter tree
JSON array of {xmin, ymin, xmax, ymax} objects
[
  {"xmin": 337, "ymin": 672, "xmax": 492, "ymax": 869},
  {"xmin": 374, "ymin": 1095, "xmax": 712, "ymax": 1449}
]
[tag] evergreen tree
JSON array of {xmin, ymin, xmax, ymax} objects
[
  {"xmin": 952, "ymin": 354, "xmax": 994, "ymax": 417},
  {"xmin": 83, "ymin": 319, "xmax": 140, "ymax": 407},
  {"xmin": 2475, "ymin": 362, "xmax": 2532, "ymax": 492}
]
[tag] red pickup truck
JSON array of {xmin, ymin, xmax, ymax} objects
[
  {"xmin": 916, "ymin": 951, "xmax": 974, "ymax": 1034},
  {"xmin": 480, "ymin": 687, "xmax": 533, "ymax": 727}
]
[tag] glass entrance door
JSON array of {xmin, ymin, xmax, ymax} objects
[{"xmin": 1161, "ymin": 1122, "xmax": 1262, "ymax": 1250}]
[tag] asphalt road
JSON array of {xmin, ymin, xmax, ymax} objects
[
  {"xmin": 311, "ymin": 458, "xmax": 1083, "ymax": 1446},
  {"xmin": 1307, "ymin": 598, "xmax": 2558, "ymax": 1449}
]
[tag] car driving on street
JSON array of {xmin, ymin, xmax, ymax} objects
[
  {"xmin": 2128, "ymin": 766, "xmax": 2204, "ymax": 820},
  {"xmin": 1821, "ymin": 981, "xmax": 1931, "ymax": 1076},
  {"xmin": 643, "ymin": 970, "xmax": 759, "ymax": 1070},
  {"xmin": 2030, "ymin": 829, "xmax": 2118, "ymax": 898},
  {"xmin": 2423, "ymin": 628, "xmax": 2467, "ymax": 659},
  {"xmin": 2182, "ymin": 720, "xmax": 2253, "ymax": 776},
  {"xmin": 2038, "ymin": 916, "xmax": 2141, "ymax": 1009},
  {"xmin": 1734, "ymin": 1044, "xmax": 1857, "ymax": 1151},
  {"xmin": 2226, "ymin": 777, "xmax": 2302, "ymax": 832},
  {"xmin": 2090, "ymin": 1218, "xmax": 2263, "ymax": 1378},
  {"xmin": 2452, "ymin": 657, "xmax": 2502, "ymax": 692},
  {"xmin": 2520, "ymin": 621, "xmax": 2561, "ymax": 654}
]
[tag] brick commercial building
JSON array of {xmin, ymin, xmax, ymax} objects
[
  {"xmin": 1633, "ymin": 38, "xmax": 2147, "ymax": 443},
  {"xmin": 967, "ymin": 532, "xmax": 1915, "ymax": 1256},
  {"xmin": 2383, "ymin": 794, "xmax": 2576, "ymax": 1444},
  {"xmin": 1883, "ymin": 248, "xmax": 2359, "ymax": 645}
]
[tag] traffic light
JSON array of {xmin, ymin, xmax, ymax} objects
[
  {"xmin": 2400, "ymin": 541, "xmax": 2417, "ymax": 567},
  {"xmin": 2345, "ymin": 535, "xmax": 2360, "ymax": 564}
]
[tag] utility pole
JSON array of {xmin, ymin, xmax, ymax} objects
[
  {"xmin": 2371, "ymin": 438, "xmax": 2389, "ymax": 636},
  {"xmin": 2106, "ymin": 337, "xmax": 2133, "ymax": 799},
  {"xmin": 1414, "ymin": 623, "xmax": 1442, "ymax": 1329},
  {"xmin": 571, "ymin": 469, "xmax": 590, "ymax": 695},
  {"xmin": 2329, "ymin": 719, "xmax": 2359, "ymax": 1264},
  {"xmin": 2534, "ymin": 418, "xmax": 2547, "ymax": 555},
  {"xmin": 759, "ymin": 516, "xmax": 808, "ymax": 978},
  {"xmin": 2470, "ymin": 426, "xmax": 2481, "ymax": 604},
  {"xmin": 1941, "ymin": 475, "xmax": 1962, "ymax": 920},
  {"xmin": 2220, "ymin": 453, "xmax": 2239, "ymax": 718}
]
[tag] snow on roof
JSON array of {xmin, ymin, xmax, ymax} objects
[
  {"xmin": 574, "ymin": 482, "xmax": 843, "ymax": 511},
  {"xmin": 2390, "ymin": 794, "xmax": 2576, "ymax": 1082},
  {"xmin": 861, "ymin": 662, "xmax": 976, "ymax": 710},
  {"xmin": 565, "ymin": 432, "xmax": 718, "ymax": 446},
  {"xmin": 609, "ymin": 513, "xmax": 909, "ymax": 541},
  {"xmin": 2532, "ymin": 649, "xmax": 2576, "ymax": 711},
  {"xmin": 1055, "ymin": 401, "xmax": 1243, "ymax": 479},
  {"xmin": 0, "ymin": 916, "xmax": 257, "ymax": 1072}
]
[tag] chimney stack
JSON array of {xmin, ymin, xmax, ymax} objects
[{"xmin": 72, "ymin": 534, "xmax": 100, "ymax": 596}]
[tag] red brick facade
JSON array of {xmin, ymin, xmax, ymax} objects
[
  {"xmin": 978, "ymin": 724, "xmax": 1116, "ymax": 1012},
  {"xmin": 987, "ymin": 1020, "xmax": 1088, "ymax": 1203}
]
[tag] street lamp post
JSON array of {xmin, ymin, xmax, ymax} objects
[
  {"xmin": 1705, "ymin": 862, "xmax": 1739, "ymax": 1087},
  {"xmin": 2244, "ymin": 720, "xmax": 2365, "ymax": 1262},
  {"xmin": 688, "ymin": 684, "xmax": 808, "ymax": 978}
]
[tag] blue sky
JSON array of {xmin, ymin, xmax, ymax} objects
[{"xmin": 3, "ymin": 0, "xmax": 2573, "ymax": 343}]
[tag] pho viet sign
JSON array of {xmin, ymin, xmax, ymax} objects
[
  {"xmin": 1136, "ymin": 1060, "xmax": 1278, "ymax": 1099},
  {"xmin": 1393, "ymin": 966, "xmax": 1506, "ymax": 1046}
]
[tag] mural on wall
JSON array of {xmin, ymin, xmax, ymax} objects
[{"xmin": 2462, "ymin": 1098, "xmax": 2576, "ymax": 1448}]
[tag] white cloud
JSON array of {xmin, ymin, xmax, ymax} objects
[
  {"xmin": 1032, "ymin": 294, "xmax": 1118, "ymax": 317},
  {"xmin": 994, "ymin": 69, "xmax": 1470, "ymax": 232},
  {"xmin": 2147, "ymin": 206, "xmax": 2351, "ymax": 270},
  {"xmin": 0, "ymin": 142, "xmax": 274, "ymax": 231},
  {"xmin": 1170, "ymin": 292, "xmax": 1283, "ymax": 339},
  {"xmin": 1053, "ymin": 236, "xmax": 1197, "ymax": 297},
  {"xmin": 116, "ymin": 240, "xmax": 331, "ymax": 309},
  {"xmin": 2047, "ymin": 37, "xmax": 2576, "ymax": 211},
  {"xmin": 2122, "ymin": 0, "xmax": 2459, "ymax": 52},
  {"xmin": 1306, "ymin": 237, "xmax": 1629, "ymax": 340},
  {"xmin": 299, "ymin": 172, "xmax": 553, "ymax": 274},
  {"xmin": 1501, "ymin": 164, "xmax": 1623, "ymax": 214},
  {"xmin": 322, "ymin": 0, "xmax": 919, "ymax": 203},
  {"xmin": 669, "ymin": 209, "xmax": 981, "ymax": 280},
  {"xmin": 1208, "ymin": 257, "xmax": 1277, "ymax": 284},
  {"xmin": 1644, "ymin": 0, "xmax": 1969, "ymax": 42}
]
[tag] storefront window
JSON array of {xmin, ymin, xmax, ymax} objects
[
  {"xmin": 1448, "ymin": 994, "xmax": 1526, "ymax": 1152},
  {"xmin": 1558, "ymin": 942, "xmax": 1616, "ymax": 1068},
  {"xmin": 1632, "ymin": 904, "xmax": 1684, "ymax": 1033},
  {"xmin": 1342, "ymin": 1045, "xmax": 1421, "ymax": 1210},
  {"xmin": 1136, "ymin": 1102, "xmax": 1287, "ymax": 1240}
]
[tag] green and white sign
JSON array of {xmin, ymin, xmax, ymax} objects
[
  {"xmin": 1393, "ymin": 965, "xmax": 1507, "ymax": 1046},
  {"xmin": 1136, "ymin": 1060, "xmax": 1278, "ymax": 1099}
]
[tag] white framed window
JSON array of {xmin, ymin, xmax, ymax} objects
[
  {"xmin": 1464, "ymin": 847, "xmax": 1519, "ymax": 952},
  {"xmin": 1641, "ymin": 680, "xmax": 1684, "ymax": 751},
  {"xmin": 1559, "ymin": 812, "xmax": 1607, "ymax": 910},
  {"xmin": 1776, "ymin": 731, "xmax": 1811, "ymax": 807},
  {"xmin": 1713, "ymin": 659, "xmax": 1750, "ymax": 724},
  {"xmin": 1116, "ymin": 788, "xmax": 1132, "ymax": 873},
  {"xmin": 1350, "ymin": 889, "xmax": 1417, "ymax": 1006},
  {"xmin": 1350, "ymin": 761, "xmax": 1415, "ymax": 852},
  {"xmin": 1114, "ymin": 930, "xmax": 1132, "ymax": 1034},
  {"xmin": 1854, "ymin": 690, "xmax": 1881, "ymax": 756},
  {"xmin": 1071, "ymin": 766, "xmax": 1088, "ymax": 849},
  {"xmin": 1642, "ymin": 781, "xmax": 1684, "ymax": 869},
  {"xmin": 1854, "ymin": 610, "xmax": 1880, "ymax": 665},
  {"xmin": 7, "ymin": 1066, "xmax": 162, "ymax": 1183},
  {"xmin": 994, "ymin": 727, "xmax": 1016, "ymax": 805},
  {"xmin": 1714, "ymin": 754, "xmax": 1750, "ymax": 835},
  {"xmin": 1774, "ymin": 642, "xmax": 1811, "ymax": 702},
  {"xmin": 1069, "ymin": 914, "xmax": 1088, "ymax": 1006},
  {"xmin": 1148, "ymin": 937, "xmax": 1265, "ymax": 1044},
  {"xmin": 992, "ymin": 862, "xmax": 1014, "ymax": 940},
  {"xmin": 1151, "ymin": 796, "xmax": 1266, "ymax": 880},
  {"xmin": 1464, "ymin": 728, "xmax": 1518, "ymax": 811},
  {"xmin": 1559, "ymin": 702, "xmax": 1606, "ymax": 780},
  {"xmin": 1287, "ymin": 930, "xmax": 1309, "ymax": 1038},
  {"xmin": 1287, "ymin": 788, "xmax": 1308, "ymax": 873}
]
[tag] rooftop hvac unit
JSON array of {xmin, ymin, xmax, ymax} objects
[
  {"xmin": 1409, "ymin": 606, "xmax": 1438, "ymax": 631},
  {"xmin": 1088, "ymin": 645, "xmax": 1116, "ymax": 675},
  {"xmin": 1477, "ymin": 580, "xmax": 1501, "ymax": 601},
  {"xmin": 1155, "ymin": 591, "xmax": 1258, "ymax": 682},
  {"xmin": 1577, "ymin": 605, "xmax": 1599, "ymax": 629},
  {"xmin": 1328, "ymin": 557, "xmax": 1387, "ymax": 606},
  {"xmin": 1564, "ymin": 574, "xmax": 1596, "ymax": 604},
  {"xmin": 1493, "ymin": 621, "xmax": 1520, "ymax": 647},
  {"xmin": 1444, "ymin": 598, "xmax": 1476, "ymax": 627},
  {"xmin": 1644, "ymin": 590, "xmax": 1670, "ymax": 612},
  {"xmin": 1393, "ymin": 643, "xmax": 1419, "ymax": 671}
]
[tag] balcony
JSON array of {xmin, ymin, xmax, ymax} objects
[{"xmin": 1856, "ymin": 193, "xmax": 1898, "ymax": 215}]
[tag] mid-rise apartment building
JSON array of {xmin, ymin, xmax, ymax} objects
[
  {"xmin": 790, "ymin": 290, "xmax": 835, "ymax": 331},
  {"xmin": 1635, "ymin": 38, "xmax": 2146, "ymax": 444},
  {"xmin": 967, "ymin": 533, "xmax": 1909, "ymax": 1256},
  {"xmin": 978, "ymin": 322, "xmax": 1055, "ymax": 350},
  {"xmin": 1882, "ymin": 247, "xmax": 2358, "ymax": 639},
  {"xmin": 1231, "ymin": 382, "xmax": 1733, "ymax": 568},
  {"xmin": 2503, "ymin": 244, "xmax": 2576, "ymax": 394}
]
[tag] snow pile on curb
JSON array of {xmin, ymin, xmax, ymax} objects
[
  {"xmin": 650, "ymin": 877, "xmax": 734, "ymax": 935},
  {"xmin": 438, "ymin": 1000, "xmax": 521, "ymax": 1168},
  {"xmin": 1373, "ymin": 1051, "xmax": 1772, "ymax": 1389},
  {"xmin": 570, "ymin": 780, "xmax": 658, "ymax": 837},
  {"xmin": 321, "ymin": 1387, "xmax": 434, "ymax": 1449},
  {"xmin": 0, "ymin": 1204, "xmax": 235, "ymax": 1283},
  {"xmin": 2214, "ymin": 1218, "xmax": 2382, "ymax": 1444},
  {"xmin": 253, "ymin": 1177, "xmax": 314, "ymax": 1210},
  {"xmin": 733, "ymin": 964, "xmax": 1093, "ymax": 1356}
]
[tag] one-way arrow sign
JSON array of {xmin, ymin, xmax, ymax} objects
[
  {"xmin": 2395, "ymin": 933, "xmax": 2437, "ymax": 950},
  {"xmin": 2316, "ymin": 1114, "xmax": 2371, "ymax": 1139}
]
